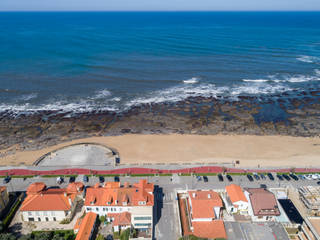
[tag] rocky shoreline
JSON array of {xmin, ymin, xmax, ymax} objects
[{"xmin": 0, "ymin": 89, "xmax": 319, "ymax": 152}]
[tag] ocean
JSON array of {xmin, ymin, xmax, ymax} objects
[{"xmin": 0, "ymin": 11, "xmax": 319, "ymax": 115}]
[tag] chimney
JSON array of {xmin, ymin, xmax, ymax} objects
[
  {"xmin": 68, "ymin": 197, "xmax": 72, "ymax": 206},
  {"xmin": 208, "ymin": 194, "xmax": 211, "ymax": 199},
  {"xmin": 64, "ymin": 192, "xmax": 67, "ymax": 197},
  {"xmin": 192, "ymin": 193, "xmax": 196, "ymax": 198}
]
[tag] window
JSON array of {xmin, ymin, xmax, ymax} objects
[
  {"xmin": 134, "ymin": 223, "xmax": 151, "ymax": 227},
  {"xmin": 51, "ymin": 211, "xmax": 55, "ymax": 216},
  {"xmin": 53, "ymin": 217, "xmax": 56, "ymax": 221},
  {"xmin": 96, "ymin": 208, "xmax": 99, "ymax": 211},
  {"xmin": 45, "ymin": 217, "xmax": 49, "ymax": 222},
  {"xmin": 87, "ymin": 207, "xmax": 92, "ymax": 211},
  {"xmin": 28, "ymin": 212, "xmax": 32, "ymax": 216},
  {"xmin": 138, "ymin": 201, "xmax": 146, "ymax": 205},
  {"xmin": 36, "ymin": 212, "xmax": 40, "ymax": 216},
  {"xmin": 43, "ymin": 211, "xmax": 48, "ymax": 216},
  {"xmin": 38, "ymin": 218, "xmax": 41, "ymax": 221},
  {"xmin": 28, "ymin": 218, "xmax": 34, "ymax": 221},
  {"xmin": 134, "ymin": 217, "xmax": 152, "ymax": 221}
]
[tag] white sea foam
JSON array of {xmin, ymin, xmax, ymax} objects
[
  {"xmin": 315, "ymin": 69, "xmax": 320, "ymax": 76},
  {"xmin": 111, "ymin": 97, "xmax": 121, "ymax": 102},
  {"xmin": 0, "ymin": 99, "xmax": 118, "ymax": 116},
  {"xmin": 125, "ymin": 81, "xmax": 293, "ymax": 108},
  {"xmin": 19, "ymin": 93, "xmax": 38, "ymax": 101},
  {"xmin": 183, "ymin": 77, "xmax": 199, "ymax": 84},
  {"xmin": 296, "ymin": 55, "xmax": 320, "ymax": 63},
  {"xmin": 92, "ymin": 89, "xmax": 111, "ymax": 99},
  {"xmin": 242, "ymin": 79, "xmax": 269, "ymax": 83}
]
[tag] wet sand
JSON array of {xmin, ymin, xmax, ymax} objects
[{"xmin": 0, "ymin": 134, "xmax": 319, "ymax": 168}]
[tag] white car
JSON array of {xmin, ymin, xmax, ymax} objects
[
  {"xmin": 304, "ymin": 174, "xmax": 312, "ymax": 180},
  {"xmin": 312, "ymin": 174, "xmax": 319, "ymax": 180}
]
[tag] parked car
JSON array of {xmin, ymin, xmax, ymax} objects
[
  {"xmin": 276, "ymin": 174, "xmax": 284, "ymax": 181},
  {"xmin": 260, "ymin": 184, "xmax": 267, "ymax": 189},
  {"xmin": 282, "ymin": 174, "xmax": 291, "ymax": 181},
  {"xmin": 317, "ymin": 181, "xmax": 320, "ymax": 185},
  {"xmin": 298, "ymin": 175, "xmax": 305, "ymax": 180},
  {"xmin": 99, "ymin": 176, "xmax": 105, "ymax": 183},
  {"xmin": 218, "ymin": 174, "xmax": 224, "ymax": 182},
  {"xmin": 56, "ymin": 176, "xmax": 64, "ymax": 184},
  {"xmin": 69, "ymin": 176, "xmax": 75, "ymax": 183},
  {"xmin": 312, "ymin": 174, "xmax": 319, "ymax": 180},
  {"xmin": 253, "ymin": 173, "xmax": 260, "ymax": 180},
  {"xmin": 83, "ymin": 175, "xmax": 89, "ymax": 183},
  {"xmin": 247, "ymin": 175, "xmax": 254, "ymax": 182},
  {"xmin": 304, "ymin": 174, "xmax": 312, "ymax": 180},
  {"xmin": 259, "ymin": 173, "xmax": 266, "ymax": 180},
  {"xmin": 114, "ymin": 176, "xmax": 120, "ymax": 182},
  {"xmin": 203, "ymin": 176, "xmax": 208, "ymax": 182},
  {"xmin": 196, "ymin": 176, "xmax": 202, "ymax": 182},
  {"xmin": 3, "ymin": 176, "xmax": 11, "ymax": 184},
  {"xmin": 267, "ymin": 173, "xmax": 275, "ymax": 181},
  {"xmin": 289, "ymin": 174, "xmax": 299, "ymax": 181},
  {"xmin": 226, "ymin": 175, "xmax": 233, "ymax": 182}
]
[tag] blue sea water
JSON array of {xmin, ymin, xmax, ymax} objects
[{"xmin": 0, "ymin": 11, "xmax": 319, "ymax": 114}]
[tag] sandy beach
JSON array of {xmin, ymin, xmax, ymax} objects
[{"xmin": 0, "ymin": 134, "xmax": 319, "ymax": 168}]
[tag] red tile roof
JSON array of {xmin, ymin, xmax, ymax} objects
[
  {"xmin": 193, "ymin": 220, "xmax": 227, "ymax": 239},
  {"xmin": 85, "ymin": 180, "xmax": 154, "ymax": 207},
  {"xmin": 108, "ymin": 212, "xmax": 131, "ymax": 227},
  {"xmin": 75, "ymin": 212, "xmax": 97, "ymax": 240},
  {"xmin": 188, "ymin": 190, "xmax": 222, "ymax": 219},
  {"xmin": 245, "ymin": 188, "xmax": 280, "ymax": 216},
  {"xmin": 21, "ymin": 182, "xmax": 83, "ymax": 212},
  {"xmin": 226, "ymin": 184, "xmax": 248, "ymax": 204}
]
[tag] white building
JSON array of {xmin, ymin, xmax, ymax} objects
[
  {"xmin": 225, "ymin": 184, "xmax": 249, "ymax": 215},
  {"xmin": 20, "ymin": 182, "xmax": 84, "ymax": 222},
  {"xmin": 84, "ymin": 180, "xmax": 154, "ymax": 238}
]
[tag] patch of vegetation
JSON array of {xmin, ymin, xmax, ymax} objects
[
  {"xmin": 0, "ymin": 230, "xmax": 75, "ymax": 240},
  {"xmin": 3, "ymin": 198, "xmax": 22, "ymax": 228},
  {"xmin": 120, "ymin": 229, "xmax": 130, "ymax": 240},
  {"xmin": 96, "ymin": 174, "xmax": 121, "ymax": 177},
  {"xmin": 59, "ymin": 218, "xmax": 71, "ymax": 224},
  {"xmin": 180, "ymin": 173, "xmax": 191, "ymax": 176},
  {"xmin": 130, "ymin": 174, "xmax": 155, "ymax": 177},
  {"xmin": 194, "ymin": 173, "xmax": 217, "ymax": 176},
  {"xmin": 158, "ymin": 173, "xmax": 172, "ymax": 176},
  {"xmin": 95, "ymin": 235, "xmax": 105, "ymax": 240},
  {"xmin": 11, "ymin": 175, "xmax": 35, "ymax": 179}
]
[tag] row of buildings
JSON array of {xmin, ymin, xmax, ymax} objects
[
  {"xmin": 19, "ymin": 180, "xmax": 154, "ymax": 240},
  {"xmin": 178, "ymin": 184, "xmax": 281, "ymax": 239}
]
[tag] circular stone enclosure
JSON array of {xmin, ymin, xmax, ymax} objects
[{"xmin": 36, "ymin": 143, "xmax": 117, "ymax": 167}]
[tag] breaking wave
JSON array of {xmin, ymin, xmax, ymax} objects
[
  {"xmin": 183, "ymin": 77, "xmax": 199, "ymax": 84},
  {"xmin": 296, "ymin": 55, "xmax": 320, "ymax": 63}
]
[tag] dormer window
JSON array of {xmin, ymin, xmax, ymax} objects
[
  {"xmin": 123, "ymin": 201, "xmax": 127, "ymax": 206},
  {"xmin": 138, "ymin": 201, "xmax": 146, "ymax": 205}
]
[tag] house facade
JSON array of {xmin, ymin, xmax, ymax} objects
[
  {"xmin": 20, "ymin": 182, "xmax": 84, "ymax": 222},
  {"xmin": 225, "ymin": 184, "xmax": 249, "ymax": 215},
  {"xmin": 84, "ymin": 180, "xmax": 154, "ymax": 236},
  {"xmin": 245, "ymin": 188, "xmax": 280, "ymax": 221}
]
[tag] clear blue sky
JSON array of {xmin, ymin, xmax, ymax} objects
[{"xmin": 1, "ymin": 0, "xmax": 320, "ymax": 11}]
